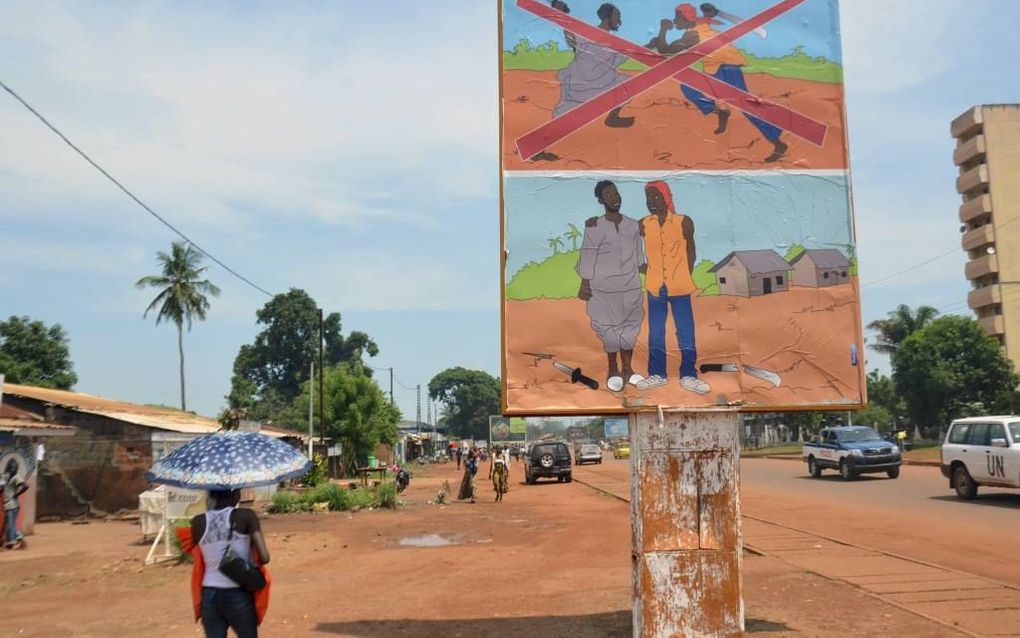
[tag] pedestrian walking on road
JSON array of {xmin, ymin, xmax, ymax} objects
[
  {"xmin": 455, "ymin": 447, "xmax": 463, "ymax": 470},
  {"xmin": 458, "ymin": 451, "xmax": 477, "ymax": 503},
  {"xmin": 3, "ymin": 461, "xmax": 28, "ymax": 549},
  {"xmin": 492, "ymin": 448, "xmax": 510, "ymax": 503},
  {"xmin": 191, "ymin": 489, "xmax": 271, "ymax": 638}
]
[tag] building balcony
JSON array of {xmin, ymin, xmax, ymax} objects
[
  {"xmin": 956, "ymin": 164, "xmax": 989, "ymax": 196},
  {"xmin": 951, "ymin": 106, "xmax": 984, "ymax": 139},
  {"xmin": 978, "ymin": 315, "xmax": 1005, "ymax": 337},
  {"xmin": 965, "ymin": 253, "xmax": 999, "ymax": 280},
  {"xmin": 961, "ymin": 224, "xmax": 995, "ymax": 252},
  {"xmin": 968, "ymin": 285, "xmax": 1002, "ymax": 310},
  {"xmin": 959, "ymin": 194, "xmax": 993, "ymax": 224},
  {"xmin": 953, "ymin": 134, "xmax": 986, "ymax": 166}
]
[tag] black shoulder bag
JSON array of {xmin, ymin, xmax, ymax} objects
[{"xmin": 218, "ymin": 511, "xmax": 266, "ymax": 593}]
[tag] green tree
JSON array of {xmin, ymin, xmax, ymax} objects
[
  {"xmin": 428, "ymin": 368, "xmax": 501, "ymax": 440},
  {"xmin": 292, "ymin": 363, "xmax": 400, "ymax": 473},
  {"xmin": 867, "ymin": 304, "xmax": 939, "ymax": 358},
  {"xmin": 547, "ymin": 237, "xmax": 564, "ymax": 254},
  {"xmin": 0, "ymin": 316, "xmax": 77, "ymax": 389},
  {"xmin": 136, "ymin": 242, "xmax": 220, "ymax": 411},
  {"xmin": 228, "ymin": 289, "xmax": 378, "ymax": 423},
  {"xmin": 854, "ymin": 369, "xmax": 904, "ymax": 430},
  {"xmin": 893, "ymin": 316, "xmax": 1018, "ymax": 434}
]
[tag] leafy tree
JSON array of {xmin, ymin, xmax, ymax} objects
[
  {"xmin": 564, "ymin": 223, "xmax": 582, "ymax": 251},
  {"xmin": 292, "ymin": 364, "xmax": 399, "ymax": 473},
  {"xmin": 228, "ymin": 289, "xmax": 378, "ymax": 423},
  {"xmin": 854, "ymin": 369, "xmax": 904, "ymax": 430},
  {"xmin": 0, "ymin": 316, "xmax": 77, "ymax": 389},
  {"xmin": 136, "ymin": 242, "xmax": 220, "ymax": 411},
  {"xmin": 428, "ymin": 368, "xmax": 501, "ymax": 440},
  {"xmin": 867, "ymin": 304, "xmax": 939, "ymax": 357},
  {"xmin": 547, "ymin": 237, "xmax": 564, "ymax": 254},
  {"xmin": 893, "ymin": 316, "xmax": 1018, "ymax": 434}
]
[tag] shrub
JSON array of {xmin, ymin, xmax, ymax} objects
[
  {"xmin": 268, "ymin": 490, "xmax": 303, "ymax": 513},
  {"xmin": 375, "ymin": 482, "xmax": 398, "ymax": 509},
  {"xmin": 303, "ymin": 483, "xmax": 350, "ymax": 511}
]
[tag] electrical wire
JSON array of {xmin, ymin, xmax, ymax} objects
[{"xmin": 0, "ymin": 79, "xmax": 275, "ymax": 298}]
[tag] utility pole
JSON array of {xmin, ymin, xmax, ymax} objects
[
  {"xmin": 308, "ymin": 361, "xmax": 314, "ymax": 458},
  {"xmin": 416, "ymin": 384, "xmax": 421, "ymax": 435},
  {"xmin": 318, "ymin": 308, "xmax": 325, "ymax": 445},
  {"xmin": 389, "ymin": 367, "xmax": 394, "ymax": 406}
]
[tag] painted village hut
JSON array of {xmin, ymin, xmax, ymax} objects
[
  {"xmin": 709, "ymin": 250, "xmax": 791, "ymax": 297},
  {"xmin": 788, "ymin": 249, "xmax": 852, "ymax": 287}
]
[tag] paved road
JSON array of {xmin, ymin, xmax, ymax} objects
[{"xmin": 576, "ymin": 457, "xmax": 1020, "ymax": 587}]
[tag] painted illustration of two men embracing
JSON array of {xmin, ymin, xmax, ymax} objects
[{"xmin": 576, "ymin": 180, "xmax": 710, "ymax": 396}]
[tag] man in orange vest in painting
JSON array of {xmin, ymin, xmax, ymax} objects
[{"xmin": 648, "ymin": 3, "xmax": 788, "ymax": 163}]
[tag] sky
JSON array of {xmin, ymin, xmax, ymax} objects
[{"xmin": 1, "ymin": 1, "xmax": 1018, "ymax": 422}]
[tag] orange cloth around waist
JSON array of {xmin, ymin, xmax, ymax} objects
[
  {"xmin": 694, "ymin": 24, "xmax": 747, "ymax": 74},
  {"xmin": 177, "ymin": 526, "xmax": 271, "ymax": 626},
  {"xmin": 642, "ymin": 213, "xmax": 697, "ymax": 296}
]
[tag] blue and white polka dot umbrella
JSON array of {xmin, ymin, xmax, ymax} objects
[{"xmin": 145, "ymin": 431, "xmax": 312, "ymax": 490}]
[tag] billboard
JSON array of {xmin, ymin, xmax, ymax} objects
[
  {"xmin": 500, "ymin": 0, "xmax": 864, "ymax": 415},
  {"xmin": 604, "ymin": 417, "xmax": 628, "ymax": 439},
  {"xmin": 490, "ymin": 416, "xmax": 529, "ymax": 443}
]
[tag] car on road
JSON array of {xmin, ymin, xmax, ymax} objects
[
  {"xmin": 802, "ymin": 426, "xmax": 901, "ymax": 481},
  {"xmin": 524, "ymin": 441, "xmax": 572, "ymax": 484},
  {"xmin": 941, "ymin": 416, "xmax": 1020, "ymax": 500},
  {"xmin": 576, "ymin": 443, "xmax": 603, "ymax": 465},
  {"xmin": 613, "ymin": 443, "xmax": 630, "ymax": 459}
]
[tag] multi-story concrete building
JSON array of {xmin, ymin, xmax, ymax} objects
[{"xmin": 952, "ymin": 104, "xmax": 1020, "ymax": 364}]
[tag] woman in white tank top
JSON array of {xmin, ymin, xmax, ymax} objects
[{"xmin": 191, "ymin": 490, "xmax": 270, "ymax": 638}]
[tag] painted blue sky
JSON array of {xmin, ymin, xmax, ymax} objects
[
  {"xmin": 2, "ymin": 1, "xmax": 1019, "ymax": 420},
  {"xmin": 503, "ymin": 0, "xmax": 843, "ymax": 63},
  {"xmin": 505, "ymin": 172, "xmax": 852, "ymax": 277}
]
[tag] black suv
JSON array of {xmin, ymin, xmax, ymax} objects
[{"xmin": 525, "ymin": 441, "xmax": 572, "ymax": 484}]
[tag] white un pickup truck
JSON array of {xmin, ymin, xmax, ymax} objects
[{"xmin": 802, "ymin": 426, "xmax": 902, "ymax": 481}]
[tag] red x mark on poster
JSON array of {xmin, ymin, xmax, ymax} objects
[{"xmin": 513, "ymin": 0, "xmax": 824, "ymax": 160}]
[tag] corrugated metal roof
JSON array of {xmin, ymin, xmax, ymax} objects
[
  {"xmin": 709, "ymin": 250, "xmax": 789, "ymax": 274},
  {"xmin": 2, "ymin": 383, "xmax": 286, "ymax": 438},
  {"xmin": 0, "ymin": 418, "xmax": 77, "ymax": 436},
  {"xmin": 788, "ymin": 249, "xmax": 851, "ymax": 269}
]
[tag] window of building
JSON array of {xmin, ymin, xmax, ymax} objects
[
  {"xmin": 776, "ymin": 276, "xmax": 784, "ymax": 285},
  {"xmin": 719, "ymin": 277, "xmax": 727, "ymax": 284},
  {"xmin": 823, "ymin": 272, "xmax": 830, "ymax": 280},
  {"xmin": 841, "ymin": 271, "xmax": 847, "ymax": 277}
]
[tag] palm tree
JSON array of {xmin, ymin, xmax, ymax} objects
[
  {"xmin": 136, "ymin": 242, "xmax": 220, "ymax": 411},
  {"xmin": 547, "ymin": 237, "xmax": 564, "ymax": 254},
  {"xmin": 564, "ymin": 223, "xmax": 582, "ymax": 251},
  {"xmin": 866, "ymin": 304, "xmax": 939, "ymax": 357}
]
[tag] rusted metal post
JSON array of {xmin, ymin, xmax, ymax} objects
[{"xmin": 630, "ymin": 410, "xmax": 744, "ymax": 637}]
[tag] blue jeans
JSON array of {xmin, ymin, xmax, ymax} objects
[
  {"xmin": 201, "ymin": 587, "xmax": 258, "ymax": 638},
  {"xmin": 647, "ymin": 288, "xmax": 698, "ymax": 379},
  {"xmin": 4, "ymin": 507, "xmax": 20, "ymax": 544},
  {"xmin": 681, "ymin": 64, "xmax": 782, "ymax": 142}
]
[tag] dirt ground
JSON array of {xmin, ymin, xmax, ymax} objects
[
  {"xmin": 502, "ymin": 70, "xmax": 849, "ymax": 171},
  {"xmin": 505, "ymin": 285, "xmax": 865, "ymax": 414},
  {"xmin": 1, "ymin": 461, "xmax": 957, "ymax": 637}
]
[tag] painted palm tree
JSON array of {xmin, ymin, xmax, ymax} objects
[
  {"xmin": 547, "ymin": 237, "xmax": 564, "ymax": 254},
  {"xmin": 136, "ymin": 242, "xmax": 220, "ymax": 411},
  {"xmin": 866, "ymin": 304, "xmax": 939, "ymax": 357},
  {"xmin": 564, "ymin": 223, "xmax": 582, "ymax": 251}
]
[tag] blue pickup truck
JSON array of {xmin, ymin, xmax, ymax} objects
[{"xmin": 802, "ymin": 426, "xmax": 902, "ymax": 480}]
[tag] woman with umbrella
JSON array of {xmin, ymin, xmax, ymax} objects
[{"xmin": 147, "ymin": 430, "xmax": 311, "ymax": 638}]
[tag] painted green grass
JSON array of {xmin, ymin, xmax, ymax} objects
[
  {"xmin": 504, "ymin": 40, "xmax": 842, "ymax": 84},
  {"xmin": 506, "ymin": 252, "xmax": 721, "ymax": 300}
]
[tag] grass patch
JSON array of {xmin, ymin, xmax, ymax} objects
[
  {"xmin": 503, "ymin": 40, "xmax": 842, "ymax": 84},
  {"xmin": 268, "ymin": 483, "xmax": 400, "ymax": 514}
]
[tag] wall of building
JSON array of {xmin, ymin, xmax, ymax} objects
[
  {"xmin": 4, "ymin": 396, "xmax": 154, "ymax": 517},
  {"xmin": 984, "ymin": 107, "xmax": 1020, "ymax": 367}
]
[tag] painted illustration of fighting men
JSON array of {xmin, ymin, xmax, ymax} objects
[
  {"xmin": 650, "ymin": 3, "xmax": 788, "ymax": 163},
  {"xmin": 551, "ymin": 1, "xmax": 577, "ymax": 51},
  {"xmin": 635, "ymin": 181, "xmax": 710, "ymax": 395},
  {"xmin": 535, "ymin": 3, "xmax": 634, "ymax": 162},
  {"xmin": 577, "ymin": 181, "xmax": 646, "ymax": 393}
]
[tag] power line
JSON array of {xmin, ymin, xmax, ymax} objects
[{"xmin": 0, "ymin": 79, "xmax": 274, "ymax": 298}]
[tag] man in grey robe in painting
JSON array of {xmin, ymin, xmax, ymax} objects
[{"xmin": 577, "ymin": 181, "xmax": 646, "ymax": 393}]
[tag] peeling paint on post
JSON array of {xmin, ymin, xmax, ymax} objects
[{"xmin": 631, "ymin": 410, "xmax": 743, "ymax": 637}]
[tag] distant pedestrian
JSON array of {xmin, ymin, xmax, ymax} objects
[
  {"xmin": 458, "ymin": 452, "xmax": 477, "ymax": 503},
  {"xmin": 190, "ymin": 489, "xmax": 271, "ymax": 638},
  {"xmin": 492, "ymin": 449, "xmax": 509, "ymax": 503},
  {"xmin": 3, "ymin": 461, "xmax": 28, "ymax": 549},
  {"xmin": 455, "ymin": 447, "xmax": 463, "ymax": 470}
]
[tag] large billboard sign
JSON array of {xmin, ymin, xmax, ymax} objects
[{"xmin": 500, "ymin": 0, "xmax": 864, "ymax": 415}]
